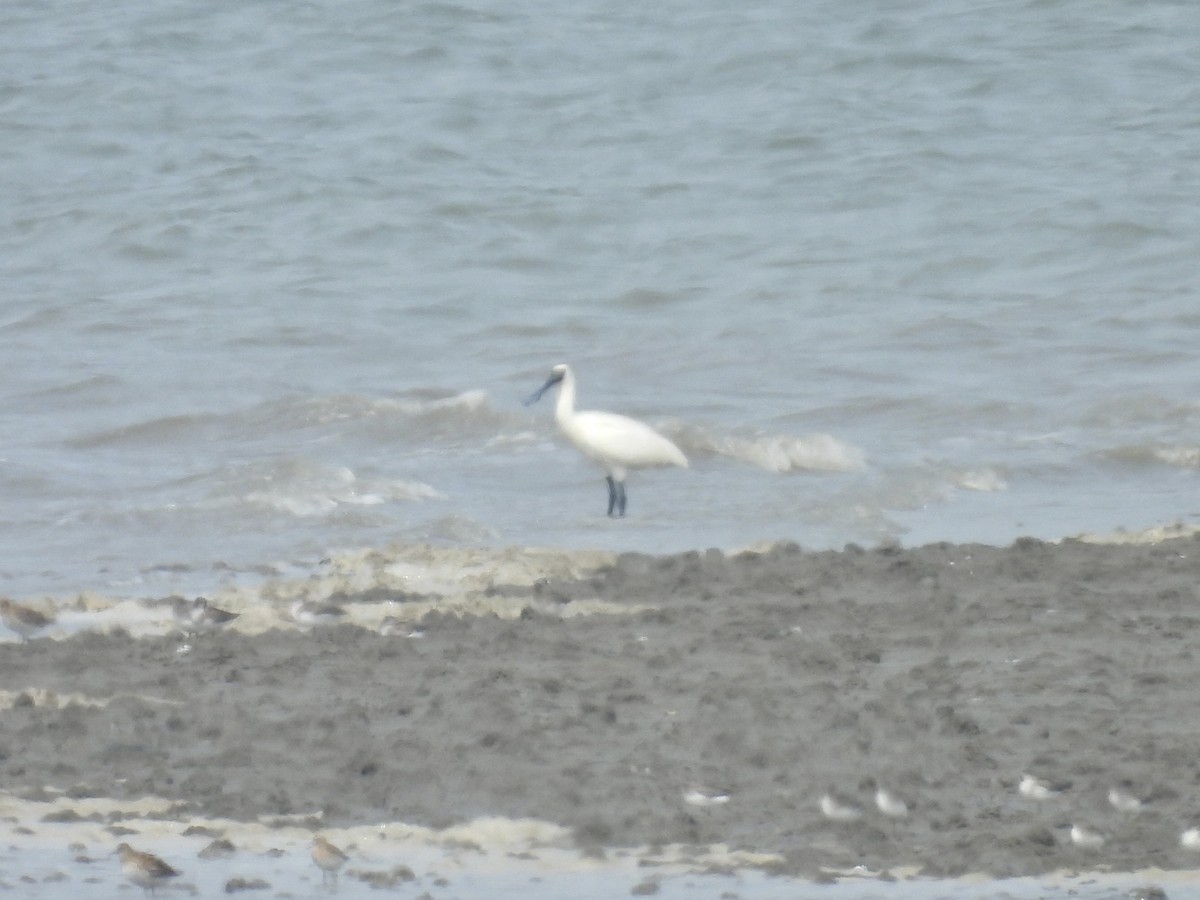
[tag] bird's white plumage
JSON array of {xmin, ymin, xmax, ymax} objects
[
  {"xmin": 874, "ymin": 786, "xmax": 909, "ymax": 819},
  {"xmin": 549, "ymin": 366, "xmax": 687, "ymax": 475},
  {"xmin": 1107, "ymin": 786, "xmax": 1142, "ymax": 813},
  {"xmin": 560, "ymin": 409, "xmax": 688, "ymax": 476},
  {"xmin": 1018, "ymin": 773, "xmax": 1066, "ymax": 800},
  {"xmin": 1069, "ymin": 824, "xmax": 1105, "ymax": 849},
  {"xmin": 819, "ymin": 791, "xmax": 863, "ymax": 822}
]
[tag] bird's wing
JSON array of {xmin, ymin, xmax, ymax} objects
[
  {"xmin": 147, "ymin": 855, "xmax": 181, "ymax": 878},
  {"xmin": 568, "ymin": 411, "xmax": 687, "ymax": 469}
]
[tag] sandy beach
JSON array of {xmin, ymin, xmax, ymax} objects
[{"xmin": 3, "ymin": 535, "xmax": 1200, "ymax": 883}]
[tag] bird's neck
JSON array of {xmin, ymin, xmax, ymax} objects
[{"xmin": 554, "ymin": 369, "xmax": 577, "ymax": 423}]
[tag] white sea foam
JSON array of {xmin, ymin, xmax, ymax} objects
[
  {"xmin": 853, "ymin": 465, "xmax": 983, "ymax": 514},
  {"xmin": 1071, "ymin": 522, "xmax": 1200, "ymax": 546},
  {"xmin": 68, "ymin": 390, "xmax": 504, "ymax": 450},
  {"xmin": 1102, "ymin": 443, "xmax": 1200, "ymax": 469},
  {"xmin": 206, "ymin": 543, "xmax": 625, "ymax": 633},
  {"xmin": 201, "ymin": 461, "xmax": 443, "ymax": 518},
  {"xmin": 8, "ymin": 545, "xmax": 630, "ymax": 638},
  {"xmin": 951, "ymin": 467, "xmax": 1008, "ymax": 492},
  {"xmin": 677, "ymin": 426, "xmax": 867, "ymax": 474},
  {"xmin": 239, "ymin": 468, "xmax": 443, "ymax": 518}
]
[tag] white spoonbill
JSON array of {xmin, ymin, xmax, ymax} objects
[{"xmin": 524, "ymin": 363, "xmax": 688, "ymax": 517}]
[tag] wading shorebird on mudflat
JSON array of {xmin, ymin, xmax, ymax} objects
[
  {"xmin": 524, "ymin": 363, "xmax": 688, "ymax": 517},
  {"xmin": 115, "ymin": 843, "xmax": 181, "ymax": 896},
  {"xmin": 311, "ymin": 834, "xmax": 349, "ymax": 887},
  {"xmin": 0, "ymin": 598, "xmax": 54, "ymax": 642}
]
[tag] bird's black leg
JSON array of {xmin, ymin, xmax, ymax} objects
[
  {"xmin": 606, "ymin": 476, "xmax": 617, "ymax": 517},
  {"xmin": 615, "ymin": 480, "xmax": 627, "ymax": 517}
]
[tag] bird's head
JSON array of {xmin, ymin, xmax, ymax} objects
[{"xmin": 523, "ymin": 364, "xmax": 568, "ymax": 406}]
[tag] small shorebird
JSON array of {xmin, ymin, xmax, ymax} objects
[
  {"xmin": 1107, "ymin": 781, "xmax": 1145, "ymax": 813},
  {"xmin": 0, "ymin": 598, "xmax": 54, "ymax": 642},
  {"xmin": 380, "ymin": 616, "xmax": 424, "ymax": 638},
  {"xmin": 291, "ymin": 600, "xmax": 347, "ymax": 627},
  {"xmin": 116, "ymin": 842, "xmax": 181, "ymax": 895},
  {"xmin": 683, "ymin": 786, "xmax": 731, "ymax": 807},
  {"xmin": 819, "ymin": 790, "xmax": 864, "ymax": 822},
  {"xmin": 173, "ymin": 597, "xmax": 239, "ymax": 634},
  {"xmin": 1019, "ymin": 773, "xmax": 1070, "ymax": 800},
  {"xmin": 192, "ymin": 597, "xmax": 239, "ymax": 632},
  {"xmin": 170, "ymin": 596, "xmax": 196, "ymax": 628},
  {"xmin": 524, "ymin": 363, "xmax": 688, "ymax": 517},
  {"xmin": 873, "ymin": 784, "xmax": 910, "ymax": 819},
  {"xmin": 311, "ymin": 835, "xmax": 349, "ymax": 887},
  {"xmin": 1069, "ymin": 823, "xmax": 1105, "ymax": 850}
]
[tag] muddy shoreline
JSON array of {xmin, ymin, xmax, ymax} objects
[{"xmin": 3, "ymin": 536, "xmax": 1200, "ymax": 878}]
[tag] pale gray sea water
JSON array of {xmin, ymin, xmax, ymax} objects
[{"xmin": 3, "ymin": 0, "xmax": 1199, "ymax": 598}]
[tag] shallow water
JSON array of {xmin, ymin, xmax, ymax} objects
[
  {"xmin": 3, "ymin": 816, "xmax": 1197, "ymax": 900},
  {"xmin": 3, "ymin": 0, "xmax": 1200, "ymax": 598}
]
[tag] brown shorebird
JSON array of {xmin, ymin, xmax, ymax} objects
[
  {"xmin": 311, "ymin": 834, "xmax": 349, "ymax": 888},
  {"xmin": 193, "ymin": 598, "xmax": 239, "ymax": 631},
  {"xmin": 173, "ymin": 596, "xmax": 239, "ymax": 635},
  {"xmin": 0, "ymin": 598, "xmax": 54, "ymax": 642},
  {"xmin": 116, "ymin": 842, "xmax": 181, "ymax": 896}
]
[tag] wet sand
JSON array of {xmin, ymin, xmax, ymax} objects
[{"xmin": 3, "ymin": 536, "xmax": 1200, "ymax": 880}]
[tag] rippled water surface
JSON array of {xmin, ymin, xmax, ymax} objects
[{"xmin": 3, "ymin": 0, "xmax": 1199, "ymax": 597}]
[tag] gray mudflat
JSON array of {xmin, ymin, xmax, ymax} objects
[{"xmin": 3, "ymin": 537, "xmax": 1199, "ymax": 878}]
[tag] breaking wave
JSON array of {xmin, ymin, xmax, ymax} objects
[{"xmin": 668, "ymin": 424, "xmax": 867, "ymax": 474}]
